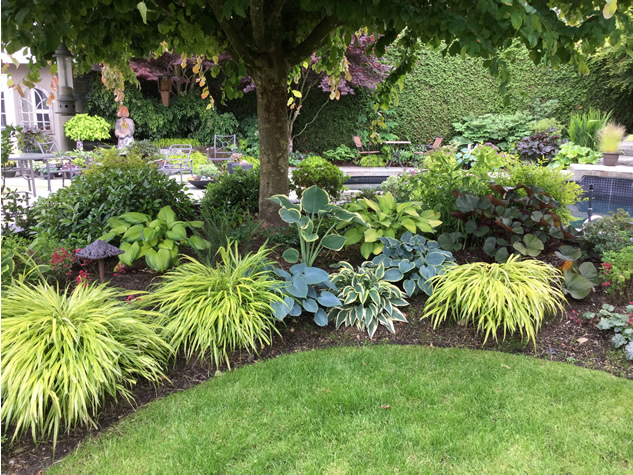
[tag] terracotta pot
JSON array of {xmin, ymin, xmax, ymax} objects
[{"xmin": 603, "ymin": 152, "xmax": 619, "ymax": 166}]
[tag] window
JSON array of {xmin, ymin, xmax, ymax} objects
[
  {"xmin": 20, "ymin": 87, "xmax": 51, "ymax": 130},
  {"xmin": 1, "ymin": 91, "xmax": 6, "ymax": 130}
]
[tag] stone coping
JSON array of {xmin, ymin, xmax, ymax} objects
[{"xmin": 569, "ymin": 163, "xmax": 633, "ymax": 181}]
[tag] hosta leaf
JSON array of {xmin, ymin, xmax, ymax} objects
[
  {"xmin": 165, "ymin": 223, "xmax": 186, "ymax": 241},
  {"xmin": 303, "ymin": 298, "xmax": 318, "ymax": 313},
  {"xmin": 280, "ymin": 207, "xmax": 301, "ymax": 224},
  {"xmin": 384, "ymin": 268, "xmax": 403, "ymax": 282},
  {"xmin": 122, "ymin": 224, "xmax": 144, "ymax": 242},
  {"xmin": 302, "ymin": 267, "xmax": 329, "ymax": 284},
  {"xmin": 317, "ymin": 291, "xmax": 341, "ymax": 307},
  {"xmin": 398, "ymin": 261, "xmax": 415, "ymax": 273},
  {"xmin": 157, "ymin": 206, "xmax": 176, "ymax": 225},
  {"xmin": 563, "ymin": 270, "xmax": 594, "ymax": 299},
  {"xmin": 289, "ymin": 303, "xmax": 303, "ymax": 317},
  {"xmin": 119, "ymin": 211, "xmax": 149, "ymax": 224},
  {"xmin": 403, "ymin": 279, "xmax": 416, "ymax": 297},
  {"xmin": 322, "ymin": 234, "xmax": 346, "ymax": 251},
  {"xmin": 301, "ymin": 186, "xmax": 329, "ymax": 214},
  {"xmin": 187, "ymin": 235, "xmax": 211, "ymax": 250},
  {"xmin": 314, "ymin": 308, "xmax": 328, "ymax": 326},
  {"xmin": 282, "ymin": 248, "xmax": 300, "ymax": 263}
]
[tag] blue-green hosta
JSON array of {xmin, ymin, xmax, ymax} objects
[
  {"xmin": 373, "ymin": 232, "xmax": 456, "ymax": 297},
  {"xmin": 100, "ymin": 205, "xmax": 210, "ymax": 272},
  {"xmin": 328, "ymin": 262, "xmax": 409, "ymax": 338},
  {"xmin": 271, "ymin": 263, "xmax": 341, "ymax": 326},
  {"xmin": 340, "ymin": 192, "xmax": 442, "ymax": 259},
  {"xmin": 269, "ymin": 185, "xmax": 365, "ymax": 267},
  {"xmin": 1, "ymin": 281, "xmax": 171, "ymax": 450}
]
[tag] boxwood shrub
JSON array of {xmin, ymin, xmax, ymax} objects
[{"xmin": 28, "ymin": 163, "xmax": 194, "ymax": 249}]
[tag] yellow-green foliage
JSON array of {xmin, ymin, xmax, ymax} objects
[
  {"xmin": 597, "ymin": 122, "xmax": 626, "ymax": 153},
  {"xmin": 423, "ymin": 256, "xmax": 566, "ymax": 346},
  {"xmin": 1, "ymin": 281, "xmax": 171, "ymax": 449},
  {"xmin": 495, "ymin": 160, "xmax": 583, "ymax": 224},
  {"xmin": 144, "ymin": 243, "xmax": 283, "ymax": 369}
]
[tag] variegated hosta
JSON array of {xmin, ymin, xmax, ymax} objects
[
  {"xmin": 328, "ymin": 262, "xmax": 409, "ymax": 338},
  {"xmin": 340, "ymin": 192, "xmax": 442, "ymax": 259},
  {"xmin": 269, "ymin": 185, "xmax": 366, "ymax": 267}
]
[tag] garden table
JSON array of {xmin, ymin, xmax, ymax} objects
[
  {"xmin": 383, "ymin": 140, "xmax": 411, "ymax": 167},
  {"xmin": 8, "ymin": 152, "xmax": 59, "ymax": 198}
]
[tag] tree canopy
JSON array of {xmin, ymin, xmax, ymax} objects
[{"xmin": 2, "ymin": 0, "xmax": 632, "ymax": 221}]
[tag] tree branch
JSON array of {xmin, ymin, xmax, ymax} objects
[
  {"xmin": 207, "ymin": 0, "xmax": 255, "ymax": 69},
  {"xmin": 285, "ymin": 15, "xmax": 340, "ymax": 68},
  {"xmin": 293, "ymin": 95, "xmax": 329, "ymax": 140}
]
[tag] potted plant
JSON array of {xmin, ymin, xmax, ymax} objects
[
  {"xmin": 227, "ymin": 152, "xmax": 254, "ymax": 174},
  {"xmin": 64, "ymin": 114, "xmax": 111, "ymax": 150},
  {"xmin": 597, "ymin": 122, "xmax": 626, "ymax": 166},
  {"xmin": 188, "ymin": 163, "xmax": 221, "ymax": 189},
  {"xmin": 33, "ymin": 160, "xmax": 62, "ymax": 177},
  {"xmin": 16, "ymin": 127, "xmax": 49, "ymax": 153}
]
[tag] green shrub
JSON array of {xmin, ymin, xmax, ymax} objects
[
  {"xmin": 323, "ymin": 144, "xmax": 358, "ymax": 162},
  {"xmin": 328, "ymin": 261, "xmax": 409, "ymax": 338},
  {"xmin": 144, "ymin": 243, "xmax": 283, "ymax": 368},
  {"xmin": 495, "ymin": 161, "xmax": 583, "ymax": 224},
  {"xmin": 190, "ymin": 151, "xmax": 208, "ymax": 169},
  {"xmin": 153, "ymin": 138, "xmax": 201, "ymax": 148},
  {"xmin": 548, "ymin": 142, "xmax": 602, "ymax": 169},
  {"xmin": 529, "ymin": 117, "xmax": 564, "ymax": 134},
  {"xmin": 291, "ymin": 156, "xmax": 349, "ymax": 201},
  {"xmin": 196, "ymin": 208, "xmax": 262, "ymax": 259},
  {"xmin": 601, "ymin": 246, "xmax": 633, "ymax": 301},
  {"xmin": 568, "ymin": 108, "xmax": 612, "ymax": 150},
  {"xmin": 100, "ymin": 206, "xmax": 210, "ymax": 272},
  {"xmin": 582, "ymin": 210, "xmax": 633, "ymax": 258},
  {"xmin": 423, "ymin": 256, "xmax": 566, "ymax": 346},
  {"xmin": 125, "ymin": 140, "xmax": 162, "ymax": 161},
  {"xmin": 29, "ymin": 163, "xmax": 194, "ymax": 249},
  {"xmin": 194, "ymin": 163, "xmax": 221, "ymax": 178},
  {"xmin": 202, "ymin": 167, "xmax": 260, "ymax": 214},
  {"xmin": 341, "ymin": 192, "xmax": 442, "ymax": 259},
  {"xmin": 451, "ymin": 112, "xmax": 533, "ymax": 151},
  {"xmin": 356, "ymin": 154, "xmax": 387, "ymax": 167},
  {"xmin": 1, "ymin": 281, "xmax": 171, "ymax": 449},
  {"xmin": 64, "ymin": 114, "xmax": 111, "ymax": 142},
  {"xmin": 584, "ymin": 303, "xmax": 633, "ymax": 360}
]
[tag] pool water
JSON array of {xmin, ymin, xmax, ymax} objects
[{"xmin": 575, "ymin": 176, "xmax": 633, "ymax": 217}]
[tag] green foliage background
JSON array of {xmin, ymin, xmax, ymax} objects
[{"xmin": 87, "ymin": 45, "xmax": 631, "ymax": 153}]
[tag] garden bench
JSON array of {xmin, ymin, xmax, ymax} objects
[
  {"xmin": 208, "ymin": 134, "xmax": 236, "ymax": 164},
  {"xmin": 156, "ymin": 144, "xmax": 193, "ymax": 182}
]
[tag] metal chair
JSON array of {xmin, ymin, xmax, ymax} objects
[
  {"xmin": 156, "ymin": 144, "xmax": 193, "ymax": 182},
  {"xmin": 208, "ymin": 135, "xmax": 236, "ymax": 164},
  {"xmin": 37, "ymin": 140, "xmax": 76, "ymax": 191}
]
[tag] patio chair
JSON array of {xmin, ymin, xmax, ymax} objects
[
  {"xmin": 38, "ymin": 140, "xmax": 75, "ymax": 189},
  {"xmin": 39, "ymin": 140, "xmax": 89, "ymax": 181},
  {"xmin": 156, "ymin": 144, "xmax": 193, "ymax": 182},
  {"xmin": 352, "ymin": 135, "xmax": 380, "ymax": 157},
  {"xmin": 413, "ymin": 136, "xmax": 443, "ymax": 156},
  {"xmin": 208, "ymin": 134, "xmax": 236, "ymax": 164}
]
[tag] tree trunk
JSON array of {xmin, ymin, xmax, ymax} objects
[{"xmin": 255, "ymin": 74, "xmax": 290, "ymax": 224}]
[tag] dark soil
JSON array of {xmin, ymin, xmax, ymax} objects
[{"xmin": 3, "ymin": 244, "xmax": 631, "ymax": 474}]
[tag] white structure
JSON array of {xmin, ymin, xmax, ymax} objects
[{"xmin": 1, "ymin": 49, "xmax": 72, "ymax": 150}]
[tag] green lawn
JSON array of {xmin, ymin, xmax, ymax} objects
[{"xmin": 51, "ymin": 346, "xmax": 632, "ymax": 474}]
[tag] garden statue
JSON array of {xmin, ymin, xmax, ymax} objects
[{"xmin": 115, "ymin": 117, "xmax": 135, "ymax": 149}]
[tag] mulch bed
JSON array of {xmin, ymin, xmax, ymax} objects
[{"xmin": 2, "ymin": 243, "xmax": 631, "ymax": 474}]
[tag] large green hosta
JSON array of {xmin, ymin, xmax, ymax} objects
[{"xmin": 340, "ymin": 193, "xmax": 442, "ymax": 259}]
